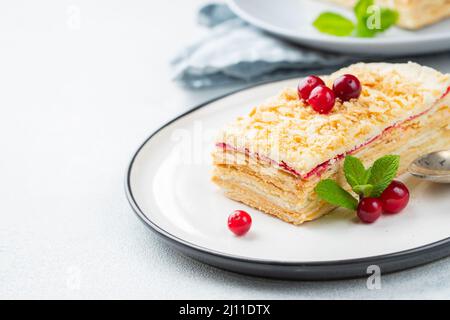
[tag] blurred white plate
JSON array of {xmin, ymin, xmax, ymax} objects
[
  {"xmin": 228, "ymin": 0, "xmax": 450, "ymax": 55},
  {"xmin": 126, "ymin": 78, "xmax": 450, "ymax": 280}
]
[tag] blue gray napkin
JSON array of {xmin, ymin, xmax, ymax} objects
[{"xmin": 171, "ymin": 3, "xmax": 352, "ymax": 88}]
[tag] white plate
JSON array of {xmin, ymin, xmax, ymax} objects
[
  {"xmin": 227, "ymin": 0, "xmax": 450, "ymax": 55},
  {"xmin": 126, "ymin": 78, "xmax": 450, "ymax": 279}
]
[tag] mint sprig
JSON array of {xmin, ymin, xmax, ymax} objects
[
  {"xmin": 314, "ymin": 179, "xmax": 358, "ymax": 210},
  {"xmin": 313, "ymin": 0, "xmax": 398, "ymax": 38},
  {"xmin": 314, "ymin": 154, "xmax": 400, "ymax": 210},
  {"xmin": 343, "ymin": 155, "xmax": 369, "ymax": 188},
  {"xmin": 353, "ymin": 184, "xmax": 373, "ymax": 198},
  {"xmin": 367, "ymin": 155, "xmax": 400, "ymax": 197}
]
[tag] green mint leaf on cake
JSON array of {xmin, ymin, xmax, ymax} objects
[
  {"xmin": 343, "ymin": 155, "xmax": 374, "ymax": 197},
  {"xmin": 364, "ymin": 166, "xmax": 372, "ymax": 182},
  {"xmin": 343, "ymin": 155, "xmax": 369, "ymax": 188},
  {"xmin": 314, "ymin": 179, "xmax": 358, "ymax": 210},
  {"xmin": 313, "ymin": 12, "xmax": 355, "ymax": 37},
  {"xmin": 352, "ymin": 184, "xmax": 374, "ymax": 198},
  {"xmin": 315, "ymin": 154, "xmax": 400, "ymax": 211},
  {"xmin": 367, "ymin": 155, "xmax": 400, "ymax": 197}
]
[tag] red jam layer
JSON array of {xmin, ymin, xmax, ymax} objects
[{"xmin": 217, "ymin": 87, "xmax": 450, "ymax": 180}]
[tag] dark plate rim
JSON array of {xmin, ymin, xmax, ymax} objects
[{"xmin": 125, "ymin": 79, "xmax": 450, "ymax": 276}]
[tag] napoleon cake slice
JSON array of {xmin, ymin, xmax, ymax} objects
[{"xmin": 212, "ymin": 62, "xmax": 450, "ymax": 225}]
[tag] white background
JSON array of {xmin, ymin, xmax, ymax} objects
[{"xmin": 1, "ymin": 0, "xmax": 450, "ymax": 299}]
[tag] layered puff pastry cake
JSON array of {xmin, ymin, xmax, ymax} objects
[
  {"xmin": 212, "ymin": 62, "xmax": 450, "ymax": 225},
  {"xmin": 327, "ymin": 0, "xmax": 450, "ymax": 29}
]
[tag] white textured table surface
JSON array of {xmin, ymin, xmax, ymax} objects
[{"xmin": 1, "ymin": 0, "xmax": 450, "ymax": 299}]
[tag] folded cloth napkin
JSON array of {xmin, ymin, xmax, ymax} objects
[{"xmin": 171, "ymin": 3, "xmax": 353, "ymax": 88}]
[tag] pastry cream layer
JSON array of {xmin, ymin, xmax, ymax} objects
[
  {"xmin": 213, "ymin": 63, "xmax": 450, "ymax": 225},
  {"xmin": 326, "ymin": 0, "xmax": 450, "ymax": 29}
]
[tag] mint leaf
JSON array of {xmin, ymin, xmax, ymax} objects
[
  {"xmin": 355, "ymin": 20, "xmax": 376, "ymax": 37},
  {"xmin": 354, "ymin": 0, "xmax": 375, "ymax": 37},
  {"xmin": 353, "ymin": 184, "xmax": 374, "ymax": 198},
  {"xmin": 364, "ymin": 166, "xmax": 372, "ymax": 183},
  {"xmin": 367, "ymin": 155, "xmax": 400, "ymax": 197},
  {"xmin": 315, "ymin": 179, "xmax": 358, "ymax": 210},
  {"xmin": 344, "ymin": 155, "xmax": 368, "ymax": 188},
  {"xmin": 353, "ymin": 0, "xmax": 398, "ymax": 37},
  {"xmin": 354, "ymin": 0, "xmax": 373, "ymax": 19},
  {"xmin": 313, "ymin": 12, "xmax": 355, "ymax": 37},
  {"xmin": 378, "ymin": 8, "xmax": 398, "ymax": 31}
]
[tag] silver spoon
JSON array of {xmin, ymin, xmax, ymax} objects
[{"xmin": 408, "ymin": 150, "xmax": 450, "ymax": 183}]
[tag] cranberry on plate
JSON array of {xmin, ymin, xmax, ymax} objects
[
  {"xmin": 357, "ymin": 198, "xmax": 383, "ymax": 223},
  {"xmin": 380, "ymin": 180, "xmax": 410, "ymax": 214},
  {"xmin": 228, "ymin": 210, "xmax": 252, "ymax": 236},
  {"xmin": 333, "ymin": 74, "xmax": 362, "ymax": 101},
  {"xmin": 307, "ymin": 85, "xmax": 336, "ymax": 114},
  {"xmin": 297, "ymin": 75, "xmax": 325, "ymax": 101}
]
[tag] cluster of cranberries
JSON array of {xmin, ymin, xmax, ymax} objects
[
  {"xmin": 357, "ymin": 180, "xmax": 410, "ymax": 223},
  {"xmin": 298, "ymin": 74, "xmax": 362, "ymax": 114}
]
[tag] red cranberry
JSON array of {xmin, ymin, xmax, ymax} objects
[
  {"xmin": 333, "ymin": 74, "xmax": 362, "ymax": 101},
  {"xmin": 297, "ymin": 75, "xmax": 325, "ymax": 101},
  {"xmin": 228, "ymin": 210, "xmax": 252, "ymax": 236},
  {"xmin": 307, "ymin": 85, "xmax": 336, "ymax": 114},
  {"xmin": 357, "ymin": 198, "xmax": 382, "ymax": 223},
  {"xmin": 380, "ymin": 180, "xmax": 410, "ymax": 214}
]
